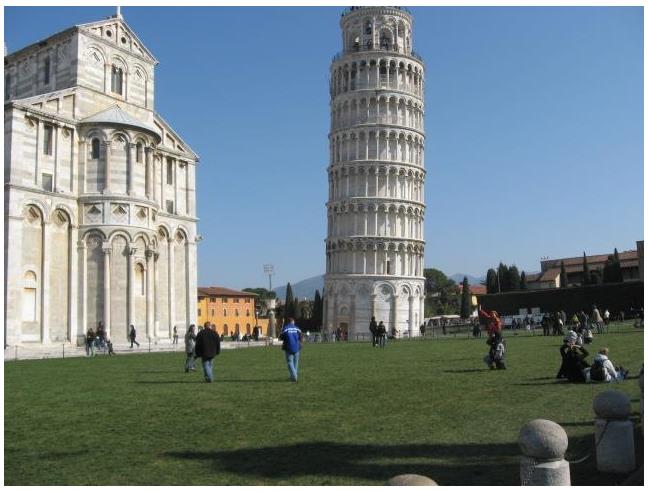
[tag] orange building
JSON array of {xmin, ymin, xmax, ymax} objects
[{"xmin": 197, "ymin": 287, "xmax": 263, "ymax": 337}]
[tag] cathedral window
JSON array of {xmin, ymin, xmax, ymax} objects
[
  {"xmin": 22, "ymin": 271, "xmax": 38, "ymax": 322},
  {"xmin": 43, "ymin": 125, "xmax": 53, "ymax": 155},
  {"xmin": 165, "ymin": 200, "xmax": 174, "ymax": 214},
  {"xmin": 43, "ymin": 55, "xmax": 50, "ymax": 85},
  {"xmin": 386, "ymin": 260, "xmax": 391, "ymax": 275},
  {"xmin": 136, "ymin": 142, "xmax": 143, "ymax": 163},
  {"xmin": 166, "ymin": 158, "xmax": 174, "ymax": 184},
  {"xmin": 91, "ymin": 138, "xmax": 101, "ymax": 159},
  {"xmin": 111, "ymin": 66, "xmax": 124, "ymax": 95},
  {"xmin": 135, "ymin": 264, "xmax": 145, "ymax": 295},
  {"xmin": 41, "ymin": 173, "xmax": 53, "ymax": 192}
]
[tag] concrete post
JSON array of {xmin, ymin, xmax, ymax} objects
[
  {"xmin": 518, "ymin": 419, "xmax": 570, "ymax": 486},
  {"xmin": 593, "ymin": 390, "xmax": 636, "ymax": 473}
]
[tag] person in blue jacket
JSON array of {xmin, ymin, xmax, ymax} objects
[{"xmin": 279, "ymin": 318, "xmax": 303, "ymax": 382}]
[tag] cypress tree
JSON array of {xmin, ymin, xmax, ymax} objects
[
  {"xmin": 486, "ymin": 268, "xmax": 498, "ymax": 294},
  {"xmin": 559, "ymin": 260, "xmax": 568, "ymax": 288},
  {"xmin": 509, "ymin": 265, "xmax": 521, "ymax": 291},
  {"xmin": 497, "ymin": 262, "xmax": 508, "ymax": 292},
  {"xmin": 460, "ymin": 277, "xmax": 472, "ymax": 318},
  {"xmin": 582, "ymin": 252, "xmax": 590, "ymax": 285},
  {"xmin": 313, "ymin": 290, "xmax": 323, "ymax": 329},
  {"xmin": 284, "ymin": 283, "xmax": 295, "ymax": 319},
  {"xmin": 520, "ymin": 271, "xmax": 527, "ymax": 290}
]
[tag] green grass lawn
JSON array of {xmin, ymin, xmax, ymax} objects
[{"xmin": 5, "ymin": 329, "xmax": 644, "ymax": 485}]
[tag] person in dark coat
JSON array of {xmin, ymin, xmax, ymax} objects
[
  {"xmin": 563, "ymin": 342, "xmax": 590, "ymax": 383},
  {"xmin": 369, "ymin": 316, "xmax": 378, "ymax": 347},
  {"xmin": 129, "ymin": 324, "xmax": 140, "ymax": 348},
  {"xmin": 194, "ymin": 321, "xmax": 221, "ymax": 383}
]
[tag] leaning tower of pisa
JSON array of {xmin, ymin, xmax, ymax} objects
[{"xmin": 323, "ymin": 6, "xmax": 426, "ymax": 339}]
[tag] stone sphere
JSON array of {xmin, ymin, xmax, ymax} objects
[
  {"xmin": 593, "ymin": 390, "xmax": 631, "ymax": 419},
  {"xmin": 386, "ymin": 474, "xmax": 438, "ymax": 486},
  {"xmin": 518, "ymin": 419, "xmax": 568, "ymax": 460}
]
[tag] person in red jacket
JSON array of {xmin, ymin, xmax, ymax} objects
[{"xmin": 479, "ymin": 306, "xmax": 502, "ymax": 336}]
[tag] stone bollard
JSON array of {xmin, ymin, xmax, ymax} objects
[
  {"xmin": 593, "ymin": 390, "xmax": 636, "ymax": 473},
  {"xmin": 386, "ymin": 474, "xmax": 438, "ymax": 486},
  {"xmin": 518, "ymin": 419, "xmax": 570, "ymax": 486}
]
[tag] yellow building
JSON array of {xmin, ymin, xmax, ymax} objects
[{"xmin": 197, "ymin": 287, "xmax": 262, "ymax": 336}]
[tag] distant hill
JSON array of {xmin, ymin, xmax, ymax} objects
[
  {"xmin": 449, "ymin": 273, "xmax": 484, "ymax": 285},
  {"xmin": 274, "ymin": 275, "xmax": 325, "ymax": 300},
  {"xmin": 274, "ymin": 272, "xmax": 486, "ymax": 299}
]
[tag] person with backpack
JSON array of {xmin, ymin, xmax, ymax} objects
[{"xmin": 586, "ymin": 347, "xmax": 629, "ymax": 383}]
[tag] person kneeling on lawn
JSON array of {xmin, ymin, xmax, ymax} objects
[
  {"xmin": 484, "ymin": 332, "xmax": 506, "ymax": 370},
  {"xmin": 586, "ymin": 347, "xmax": 629, "ymax": 383}
]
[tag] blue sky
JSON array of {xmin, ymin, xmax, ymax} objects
[{"xmin": 5, "ymin": 6, "xmax": 643, "ymax": 290}]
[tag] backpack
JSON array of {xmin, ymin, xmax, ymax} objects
[{"xmin": 590, "ymin": 359, "xmax": 607, "ymax": 381}]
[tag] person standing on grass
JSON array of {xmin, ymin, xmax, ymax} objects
[
  {"xmin": 378, "ymin": 321, "xmax": 387, "ymax": 347},
  {"xmin": 86, "ymin": 327, "xmax": 96, "ymax": 357},
  {"xmin": 592, "ymin": 305, "xmax": 604, "ymax": 335},
  {"xmin": 279, "ymin": 318, "xmax": 303, "ymax": 382},
  {"xmin": 106, "ymin": 339, "xmax": 116, "ymax": 356},
  {"xmin": 173, "ymin": 326, "xmax": 179, "ymax": 345},
  {"xmin": 184, "ymin": 324, "xmax": 197, "ymax": 373},
  {"xmin": 129, "ymin": 324, "xmax": 140, "ymax": 348},
  {"xmin": 369, "ymin": 316, "xmax": 378, "ymax": 347},
  {"xmin": 194, "ymin": 321, "xmax": 221, "ymax": 383}
]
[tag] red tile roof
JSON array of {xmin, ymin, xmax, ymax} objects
[{"xmin": 198, "ymin": 287, "xmax": 258, "ymax": 297}]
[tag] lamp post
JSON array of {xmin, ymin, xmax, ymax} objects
[{"xmin": 263, "ymin": 264, "xmax": 274, "ymax": 293}]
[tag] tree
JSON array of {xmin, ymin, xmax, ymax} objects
[
  {"xmin": 284, "ymin": 283, "xmax": 295, "ymax": 319},
  {"xmin": 242, "ymin": 287, "xmax": 276, "ymax": 299},
  {"xmin": 424, "ymin": 268, "xmax": 459, "ymax": 316},
  {"xmin": 460, "ymin": 277, "xmax": 472, "ymax": 318},
  {"xmin": 582, "ymin": 252, "xmax": 591, "ymax": 285},
  {"xmin": 497, "ymin": 262, "xmax": 508, "ymax": 292},
  {"xmin": 603, "ymin": 251, "xmax": 622, "ymax": 283},
  {"xmin": 508, "ymin": 265, "xmax": 521, "ymax": 291},
  {"xmin": 486, "ymin": 268, "xmax": 498, "ymax": 294},
  {"xmin": 312, "ymin": 290, "xmax": 323, "ymax": 329},
  {"xmin": 520, "ymin": 271, "xmax": 527, "ymax": 290},
  {"xmin": 559, "ymin": 261, "xmax": 568, "ymax": 288}
]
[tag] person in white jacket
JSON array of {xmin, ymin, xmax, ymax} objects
[{"xmin": 586, "ymin": 347, "xmax": 629, "ymax": 383}]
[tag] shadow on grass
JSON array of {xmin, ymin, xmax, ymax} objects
[
  {"xmin": 512, "ymin": 380, "xmax": 570, "ymax": 386},
  {"xmin": 164, "ymin": 441, "xmax": 520, "ymax": 486},
  {"xmin": 442, "ymin": 369, "xmax": 486, "ymax": 374},
  {"xmin": 134, "ymin": 380, "xmax": 206, "ymax": 385}
]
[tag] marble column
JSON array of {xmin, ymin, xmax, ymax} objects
[
  {"xmin": 408, "ymin": 295, "xmax": 415, "ymax": 337},
  {"xmin": 127, "ymin": 244, "xmax": 136, "ymax": 329},
  {"xmin": 77, "ymin": 240, "xmax": 87, "ymax": 344},
  {"xmin": 127, "ymin": 143, "xmax": 134, "ymax": 195},
  {"xmin": 102, "ymin": 141, "xmax": 112, "ymax": 193},
  {"xmin": 167, "ymin": 236, "xmax": 175, "ymax": 338},
  {"xmin": 145, "ymin": 249, "xmax": 154, "ymax": 339},
  {"xmin": 41, "ymin": 220, "xmax": 51, "ymax": 343},
  {"xmin": 102, "ymin": 244, "xmax": 112, "ymax": 339},
  {"xmin": 68, "ymin": 225, "xmax": 79, "ymax": 343},
  {"xmin": 144, "ymin": 147, "xmax": 152, "ymax": 198},
  {"xmin": 392, "ymin": 294, "xmax": 399, "ymax": 337}
]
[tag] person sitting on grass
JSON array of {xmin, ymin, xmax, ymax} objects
[
  {"xmin": 484, "ymin": 332, "xmax": 506, "ymax": 370},
  {"xmin": 562, "ymin": 341, "xmax": 590, "ymax": 383},
  {"xmin": 586, "ymin": 347, "xmax": 630, "ymax": 383},
  {"xmin": 583, "ymin": 325, "xmax": 594, "ymax": 344}
]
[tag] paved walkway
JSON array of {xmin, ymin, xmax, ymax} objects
[{"xmin": 4, "ymin": 339, "xmax": 277, "ymax": 361}]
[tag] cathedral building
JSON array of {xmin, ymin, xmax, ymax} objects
[
  {"xmin": 323, "ymin": 6, "xmax": 426, "ymax": 338},
  {"xmin": 4, "ymin": 11, "xmax": 199, "ymax": 346}
]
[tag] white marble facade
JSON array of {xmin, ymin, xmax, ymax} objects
[
  {"xmin": 323, "ymin": 7, "xmax": 426, "ymax": 338},
  {"xmin": 4, "ymin": 12, "xmax": 199, "ymax": 346}
]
